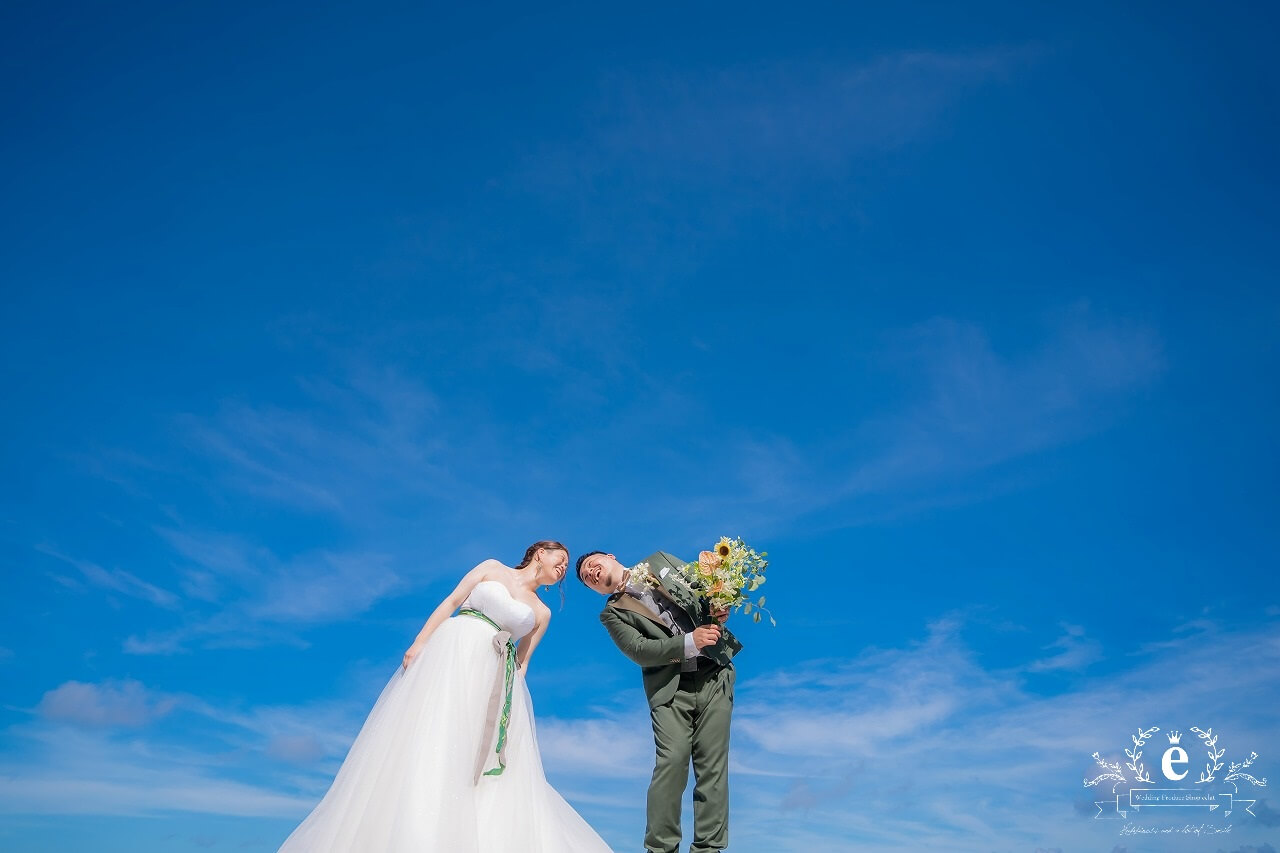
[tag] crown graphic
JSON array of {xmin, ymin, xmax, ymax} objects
[{"xmin": 1167, "ymin": 731, "xmax": 1182, "ymax": 744}]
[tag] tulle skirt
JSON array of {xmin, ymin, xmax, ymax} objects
[{"xmin": 278, "ymin": 615, "xmax": 612, "ymax": 852}]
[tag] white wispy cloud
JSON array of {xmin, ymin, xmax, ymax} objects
[
  {"xmin": 839, "ymin": 310, "xmax": 1163, "ymax": 499},
  {"xmin": 35, "ymin": 545, "xmax": 180, "ymax": 610},
  {"xmin": 608, "ymin": 51, "xmax": 1027, "ymax": 168},
  {"xmin": 2, "ymin": 675, "xmax": 384, "ymax": 818},
  {"xmin": 0, "ymin": 727, "xmax": 313, "ymax": 818},
  {"xmin": 537, "ymin": 709, "xmax": 655, "ymax": 780},
  {"xmin": 520, "ymin": 48, "xmax": 1036, "ymax": 208},
  {"xmin": 37, "ymin": 679, "xmax": 178, "ymax": 728},
  {"xmin": 475, "ymin": 49, "xmax": 1043, "ymax": 305},
  {"xmin": 7, "ymin": 615, "xmax": 1278, "ymax": 851},
  {"xmin": 43, "ymin": 304, "xmax": 1164, "ymax": 672},
  {"xmin": 1026, "ymin": 623, "xmax": 1103, "ymax": 673},
  {"xmin": 187, "ymin": 360, "xmax": 556, "ymax": 540},
  {"xmin": 541, "ymin": 614, "xmax": 1279, "ymax": 852},
  {"xmin": 61, "ymin": 355, "xmax": 561, "ymax": 655},
  {"xmin": 180, "ymin": 363, "xmax": 446, "ymax": 518},
  {"xmin": 122, "ymin": 530, "xmax": 404, "ymax": 654},
  {"xmin": 153, "ymin": 526, "xmax": 404, "ymax": 627},
  {"xmin": 721, "ymin": 618, "xmax": 1280, "ymax": 851},
  {"xmin": 633, "ymin": 309, "xmax": 1164, "ymax": 539}
]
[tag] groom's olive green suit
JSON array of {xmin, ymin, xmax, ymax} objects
[{"xmin": 599, "ymin": 551, "xmax": 742, "ymax": 853}]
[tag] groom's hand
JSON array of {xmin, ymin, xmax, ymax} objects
[
  {"xmin": 692, "ymin": 625, "xmax": 722, "ymax": 649},
  {"xmin": 711, "ymin": 607, "xmax": 729, "ymax": 624}
]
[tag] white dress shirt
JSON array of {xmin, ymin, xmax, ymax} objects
[{"xmin": 623, "ymin": 580, "xmax": 701, "ymax": 669}]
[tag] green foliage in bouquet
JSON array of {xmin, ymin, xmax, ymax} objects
[{"xmin": 676, "ymin": 537, "xmax": 775, "ymax": 626}]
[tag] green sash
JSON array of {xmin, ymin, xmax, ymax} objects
[{"xmin": 459, "ymin": 607, "xmax": 516, "ymax": 780}]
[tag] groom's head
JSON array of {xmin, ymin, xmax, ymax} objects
[{"xmin": 576, "ymin": 551, "xmax": 629, "ymax": 595}]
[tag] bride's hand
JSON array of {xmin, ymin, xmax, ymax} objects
[{"xmin": 402, "ymin": 644, "xmax": 421, "ymax": 670}]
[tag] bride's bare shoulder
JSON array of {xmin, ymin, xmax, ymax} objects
[{"xmin": 470, "ymin": 558, "xmax": 510, "ymax": 577}]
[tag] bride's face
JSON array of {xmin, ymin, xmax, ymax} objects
[
  {"xmin": 533, "ymin": 548, "xmax": 568, "ymax": 585},
  {"xmin": 579, "ymin": 553, "xmax": 627, "ymax": 595}
]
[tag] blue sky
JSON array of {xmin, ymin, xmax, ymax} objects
[{"xmin": 2, "ymin": 1, "xmax": 1278, "ymax": 851}]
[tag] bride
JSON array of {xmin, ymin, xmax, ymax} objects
[{"xmin": 278, "ymin": 541, "xmax": 613, "ymax": 852}]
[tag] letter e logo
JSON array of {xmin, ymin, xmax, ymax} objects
[{"xmin": 1162, "ymin": 746, "xmax": 1189, "ymax": 781}]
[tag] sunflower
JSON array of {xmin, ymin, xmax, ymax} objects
[{"xmin": 715, "ymin": 539, "xmax": 733, "ymax": 559}]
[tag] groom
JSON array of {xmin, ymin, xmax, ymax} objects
[{"xmin": 577, "ymin": 549, "xmax": 742, "ymax": 853}]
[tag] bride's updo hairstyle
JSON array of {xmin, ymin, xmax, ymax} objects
[
  {"xmin": 514, "ymin": 540, "xmax": 568, "ymax": 571},
  {"xmin": 517, "ymin": 540, "xmax": 569, "ymax": 608}
]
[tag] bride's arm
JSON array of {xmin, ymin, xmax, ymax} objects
[
  {"xmin": 402, "ymin": 560, "xmax": 499, "ymax": 670},
  {"xmin": 515, "ymin": 605, "xmax": 551, "ymax": 674}
]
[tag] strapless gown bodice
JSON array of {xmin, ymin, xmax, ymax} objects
[{"xmin": 460, "ymin": 581, "xmax": 537, "ymax": 641}]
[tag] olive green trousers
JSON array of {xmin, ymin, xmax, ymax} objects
[{"xmin": 645, "ymin": 663, "xmax": 734, "ymax": 853}]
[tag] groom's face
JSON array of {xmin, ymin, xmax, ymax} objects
[{"xmin": 579, "ymin": 553, "xmax": 627, "ymax": 595}]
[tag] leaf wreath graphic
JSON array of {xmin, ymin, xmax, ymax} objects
[
  {"xmin": 1191, "ymin": 727, "xmax": 1227, "ymax": 784},
  {"xmin": 1225, "ymin": 751, "xmax": 1268, "ymax": 788},
  {"xmin": 1084, "ymin": 751, "xmax": 1127, "ymax": 790},
  {"xmin": 1124, "ymin": 727, "xmax": 1159, "ymax": 784}
]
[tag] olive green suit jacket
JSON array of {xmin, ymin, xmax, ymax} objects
[{"xmin": 599, "ymin": 551, "xmax": 743, "ymax": 708}]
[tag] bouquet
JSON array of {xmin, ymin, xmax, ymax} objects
[{"xmin": 676, "ymin": 537, "xmax": 774, "ymax": 626}]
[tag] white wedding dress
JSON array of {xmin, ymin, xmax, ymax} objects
[{"xmin": 278, "ymin": 581, "xmax": 613, "ymax": 852}]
